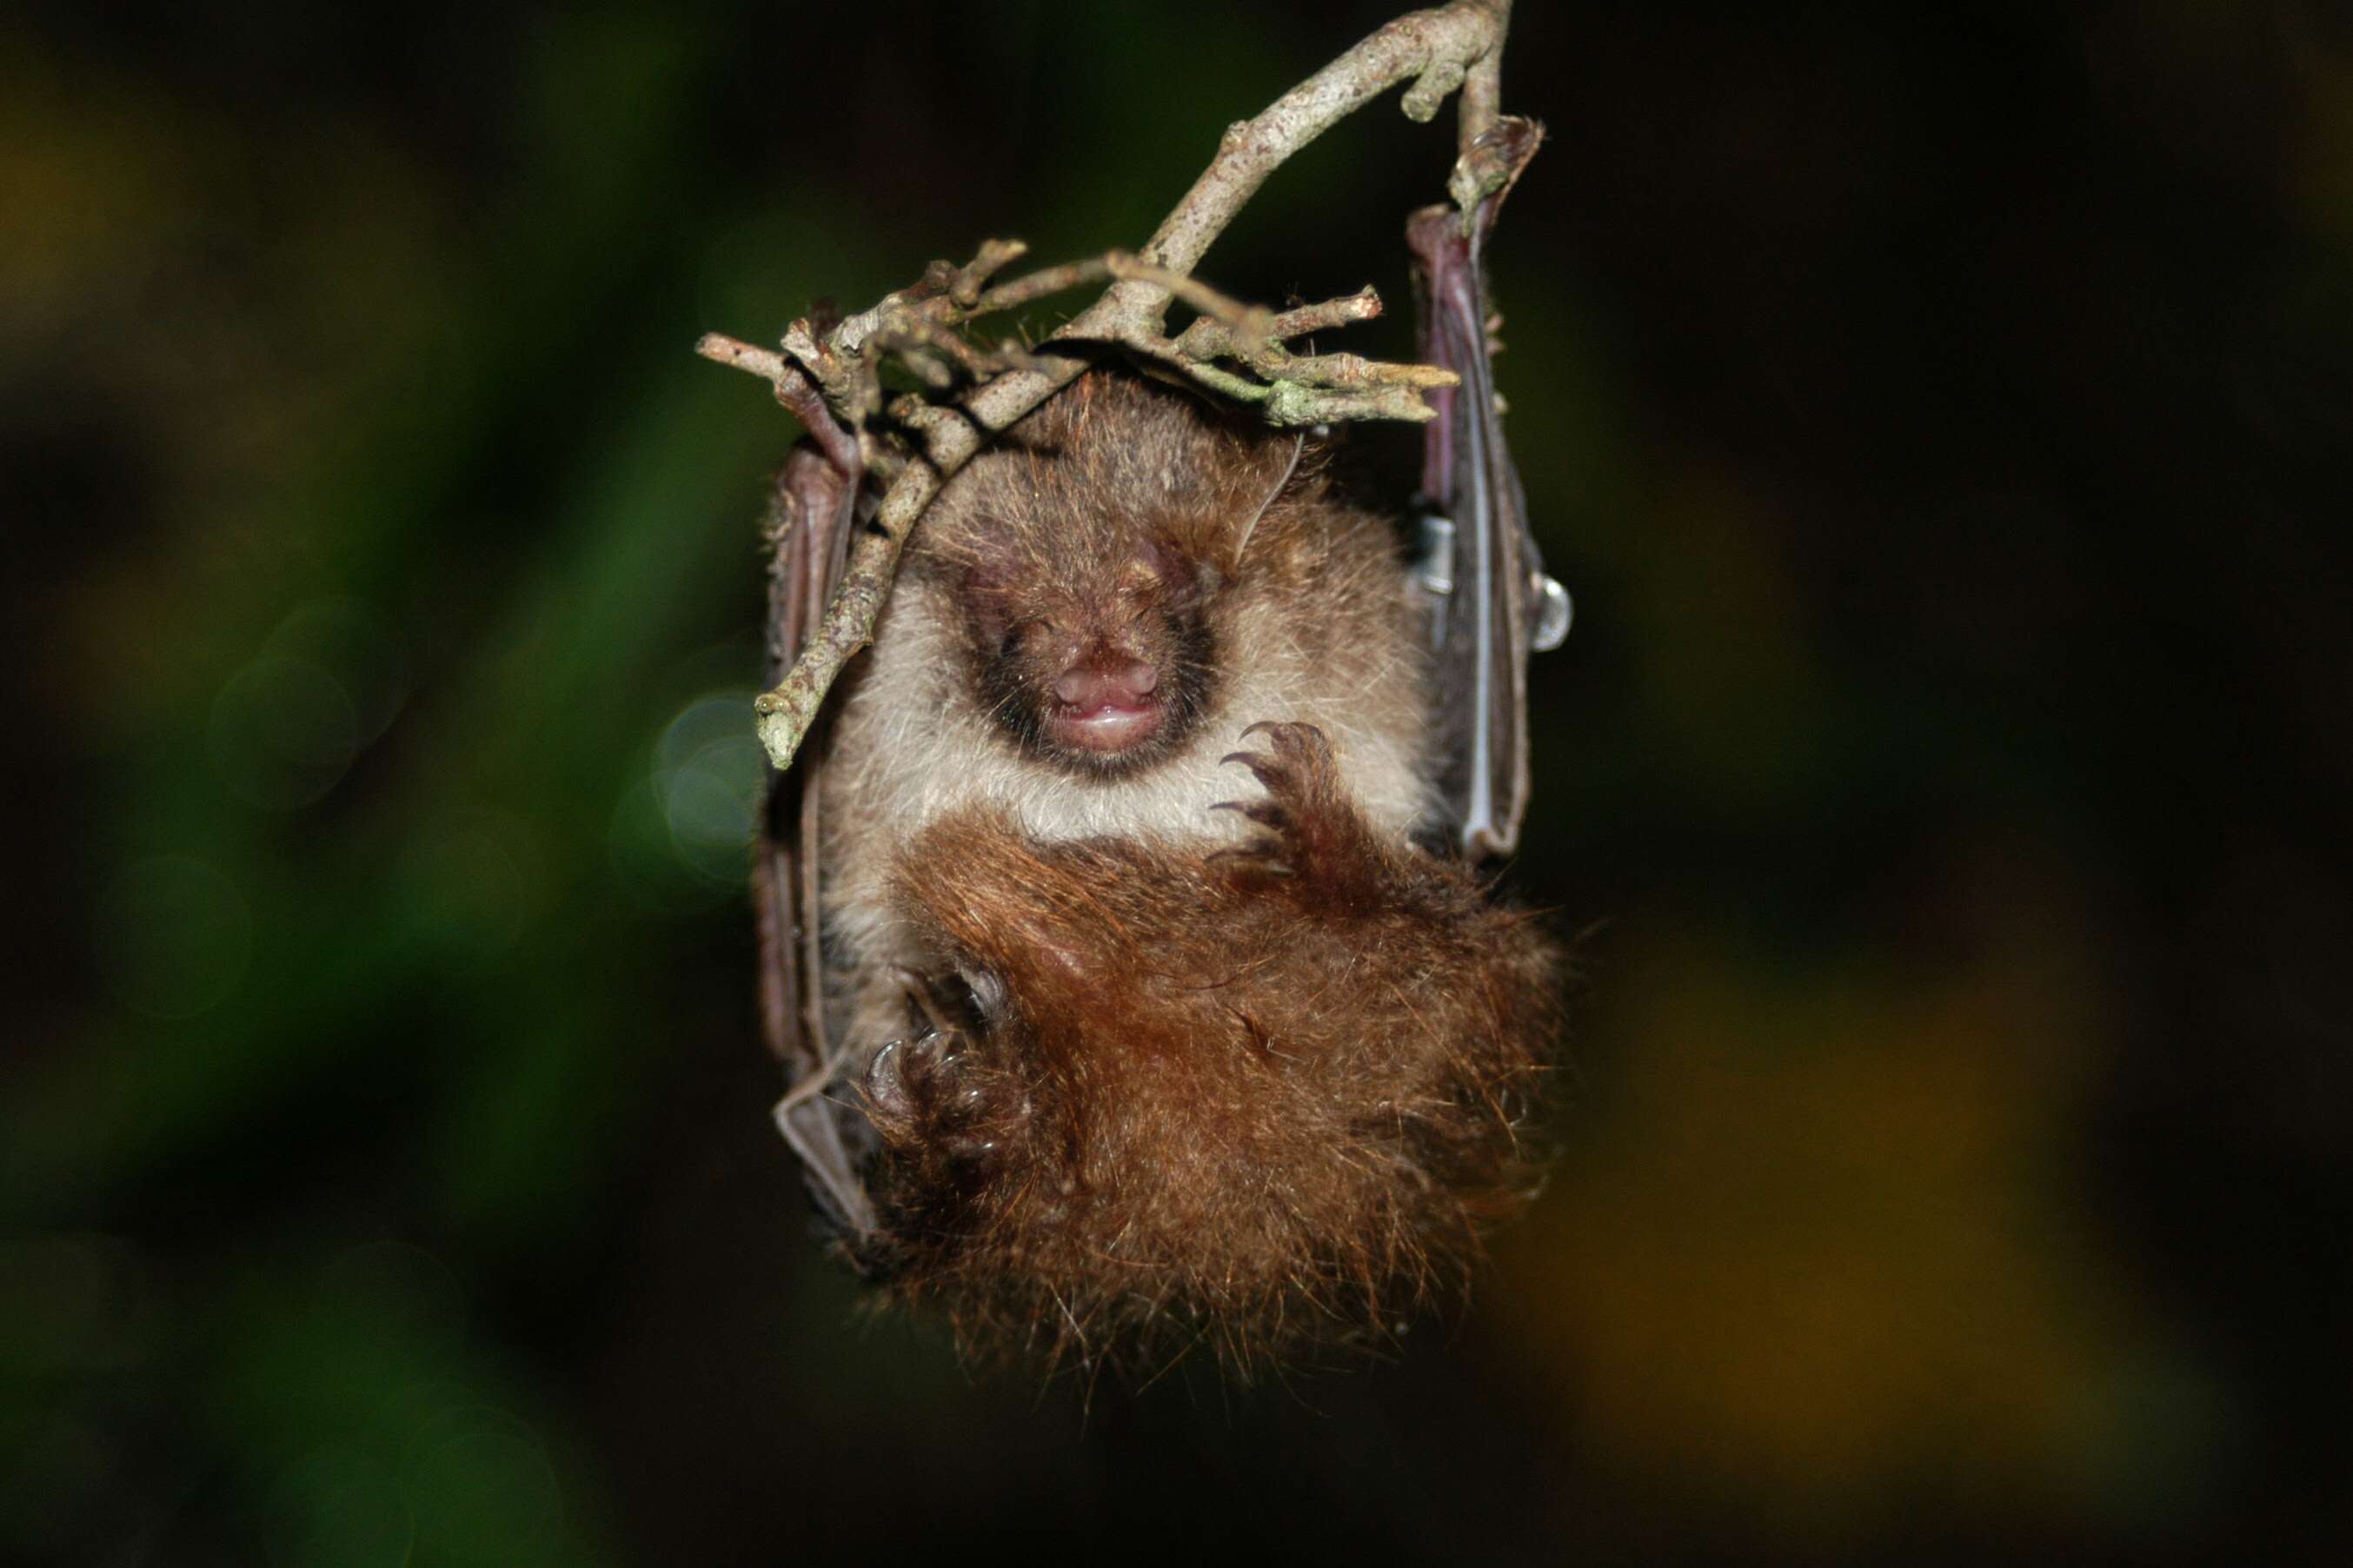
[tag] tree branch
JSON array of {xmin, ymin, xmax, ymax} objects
[
  {"xmin": 1454, "ymin": 0, "xmax": 1510, "ymax": 153},
  {"xmin": 1118, "ymin": 0, "xmax": 1510, "ymax": 306}
]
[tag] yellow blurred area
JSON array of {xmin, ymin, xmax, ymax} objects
[
  {"xmin": 0, "ymin": 56, "xmax": 196, "ymax": 353},
  {"xmin": 1492, "ymin": 840, "xmax": 2215, "ymax": 1538}
]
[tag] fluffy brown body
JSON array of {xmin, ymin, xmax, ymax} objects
[
  {"xmin": 817, "ymin": 372, "xmax": 1432, "ymax": 1058},
  {"xmin": 862, "ymin": 724, "xmax": 1559, "ymax": 1371},
  {"xmin": 802, "ymin": 371, "xmax": 1559, "ymax": 1369}
]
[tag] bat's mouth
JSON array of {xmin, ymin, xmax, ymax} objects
[{"xmin": 1046, "ymin": 696, "xmax": 1166, "ymax": 754}]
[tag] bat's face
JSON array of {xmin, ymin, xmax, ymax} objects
[{"xmin": 960, "ymin": 535, "xmax": 1218, "ymax": 776}]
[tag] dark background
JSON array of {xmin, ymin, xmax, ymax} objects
[{"xmin": 7, "ymin": 2, "xmax": 2350, "ymax": 1563}]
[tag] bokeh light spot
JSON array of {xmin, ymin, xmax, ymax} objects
[
  {"xmin": 653, "ymin": 691, "xmax": 766, "ymax": 884},
  {"xmin": 209, "ymin": 654, "xmax": 361, "ymax": 808},
  {"xmin": 610, "ymin": 776, "xmax": 722, "ymax": 915},
  {"xmin": 611, "ymin": 690, "xmax": 768, "ymax": 911},
  {"xmin": 263, "ymin": 596, "xmax": 410, "ymax": 743}
]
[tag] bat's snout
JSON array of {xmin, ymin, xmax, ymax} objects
[{"xmin": 1046, "ymin": 649, "xmax": 1165, "ymax": 754}]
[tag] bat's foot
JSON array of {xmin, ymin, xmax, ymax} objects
[
  {"xmin": 861, "ymin": 975, "xmax": 1031, "ymax": 1174},
  {"xmin": 1213, "ymin": 721, "xmax": 1391, "ymax": 912}
]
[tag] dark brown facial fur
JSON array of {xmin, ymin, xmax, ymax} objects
[
  {"xmin": 854, "ymin": 723, "xmax": 1559, "ymax": 1374},
  {"xmin": 902, "ymin": 372, "xmax": 1321, "ymax": 780},
  {"xmin": 962, "ymin": 533, "xmax": 1219, "ymax": 774}
]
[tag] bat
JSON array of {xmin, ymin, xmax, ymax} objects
[
  {"xmin": 750, "ymin": 127, "xmax": 1568, "ymax": 1369},
  {"xmin": 752, "ymin": 370, "xmax": 1435, "ymax": 1252}
]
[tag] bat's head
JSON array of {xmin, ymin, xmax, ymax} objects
[
  {"xmin": 958, "ymin": 531, "xmax": 1216, "ymax": 774},
  {"xmin": 908, "ymin": 369, "xmax": 1332, "ymax": 777}
]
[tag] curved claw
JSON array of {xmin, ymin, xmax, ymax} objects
[
  {"xmin": 1228, "ymin": 721, "xmax": 1334, "ymax": 774},
  {"xmin": 1223, "ymin": 750, "xmax": 1290, "ymax": 791},
  {"xmin": 865, "ymin": 1039, "xmax": 911, "ymax": 1120}
]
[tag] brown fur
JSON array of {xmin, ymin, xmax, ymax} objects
[
  {"xmin": 817, "ymin": 370, "xmax": 1434, "ymax": 1080},
  {"xmin": 793, "ymin": 371, "xmax": 1561, "ymax": 1372},
  {"xmin": 855, "ymin": 723, "xmax": 1559, "ymax": 1373}
]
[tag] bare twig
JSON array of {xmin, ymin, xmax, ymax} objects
[
  {"xmin": 1090, "ymin": 0, "xmax": 1512, "ymax": 334},
  {"xmin": 1455, "ymin": 0, "xmax": 1510, "ymax": 151},
  {"xmin": 708, "ymin": 0, "xmax": 1518, "ymax": 772},
  {"xmin": 947, "ymin": 236, "xmax": 1028, "ymax": 306},
  {"xmin": 1271, "ymin": 286, "xmax": 1385, "ymax": 337},
  {"xmin": 695, "ymin": 333, "xmax": 859, "ymax": 474},
  {"xmin": 1114, "ymin": 328, "xmax": 1455, "ymax": 427},
  {"xmin": 1072, "ymin": 254, "xmax": 1458, "ymax": 424},
  {"xmin": 972, "ymin": 256, "xmax": 1111, "ymax": 314},
  {"xmin": 1449, "ymin": 1, "xmax": 1517, "ymax": 218}
]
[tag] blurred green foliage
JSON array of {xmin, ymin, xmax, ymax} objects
[{"xmin": 7, "ymin": 2, "xmax": 2351, "ymax": 1564}]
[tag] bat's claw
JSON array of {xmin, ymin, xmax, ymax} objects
[
  {"xmin": 1210, "ymin": 797, "xmax": 1286, "ymax": 830},
  {"xmin": 1218, "ymin": 721, "xmax": 1339, "ymax": 802},
  {"xmin": 865, "ymin": 1039, "xmax": 914, "ymax": 1120},
  {"xmin": 1220, "ymin": 720, "xmax": 1338, "ymax": 801},
  {"xmin": 1211, "ymin": 721, "xmax": 1386, "ymax": 909}
]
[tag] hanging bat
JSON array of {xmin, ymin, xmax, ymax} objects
[
  {"xmin": 749, "ymin": 125, "xmax": 1566, "ymax": 1370},
  {"xmin": 752, "ymin": 370, "xmax": 1430, "ymax": 1250}
]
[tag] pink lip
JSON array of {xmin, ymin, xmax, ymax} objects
[{"xmin": 1048, "ymin": 701, "xmax": 1164, "ymax": 753}]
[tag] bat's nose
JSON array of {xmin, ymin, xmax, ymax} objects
[
  {"xmin": 1047, "ymin": 650, "xmax": 1166, "ymax": 754},
  {"xmin": 1053, "ymin": 657, "xmax": 1158, "ymax": 712}
]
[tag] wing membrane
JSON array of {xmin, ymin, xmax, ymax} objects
[{"xmin": 1407, "ymin": 116, "xmax": 1559, "ymax": 861}]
